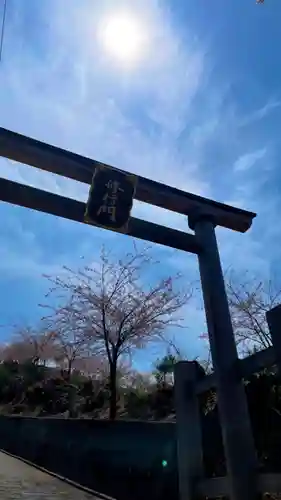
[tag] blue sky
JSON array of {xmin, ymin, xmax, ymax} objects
[{"xmin": 0, "ymin": 0, "xmax": 280, "ymax": 370}]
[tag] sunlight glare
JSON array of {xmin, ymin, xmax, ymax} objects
[{"xmin": 99, "ymin": 12, "xmax": 147, "ymax": 66}]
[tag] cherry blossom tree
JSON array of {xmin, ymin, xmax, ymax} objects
[
  {"xmin": 40, "ymin": 297, "xmax": 101, "ymax": 381},
  {"xmin": 3, "ymin": 327, "xmax": 56, "ymax": 365},
  {"xmin": 226, "ymin": 273, "xmax": 281, "ymax": 355},
  {"xmin": 42, "ymin": 246, "xmax": 192, "ymax": 419},
  {"xmin": 199, "ymin": 272, "xmax": 281, "ymax": 361}
]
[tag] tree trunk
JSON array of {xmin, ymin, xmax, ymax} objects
[
  {"xmin": 109, "ymin": 359, "xmax": 117, "ymax": 420},
  {"xmin": 66, "ymin": 359, "xmax": 72, "ymax": 381}
]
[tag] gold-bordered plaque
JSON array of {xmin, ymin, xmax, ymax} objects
[{"xmin": 84, "ymin": 164, "xmax": 137, "ymax": 234}]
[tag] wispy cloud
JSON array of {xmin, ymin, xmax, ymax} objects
[
  {"xmin": 233, "ymin": 147, "xmax": 267, "ymax": 172},
  {"xmin": 238, "ymin": 100, "xmax": 281, "ymax": 128}
]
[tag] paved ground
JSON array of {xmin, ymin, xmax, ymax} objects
[{"xmin": 0, "ymin": 451, "xmax": 103, "ymax": 499}]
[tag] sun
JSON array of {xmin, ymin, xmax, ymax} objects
[{"xmin": 99, "ymin": 12, "xmax": 147, "ymax": 66}]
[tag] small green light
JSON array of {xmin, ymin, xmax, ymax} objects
[{"xmin": 162, "ymin": 460, "xmax": 168, "ymax": 467}]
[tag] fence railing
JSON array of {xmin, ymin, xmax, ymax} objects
[{"xmin": 174, "ymin": 303, "xmax": 281, "ymax": 499}]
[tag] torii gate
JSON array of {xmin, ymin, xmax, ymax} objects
[{"xmin": 0, "ymin": 127, "xmax": 257, "ymax": 500}]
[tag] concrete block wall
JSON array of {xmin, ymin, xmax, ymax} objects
[{"xmin": 0, "ymin": 416, "xmax": 178, "ymax": 500}]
